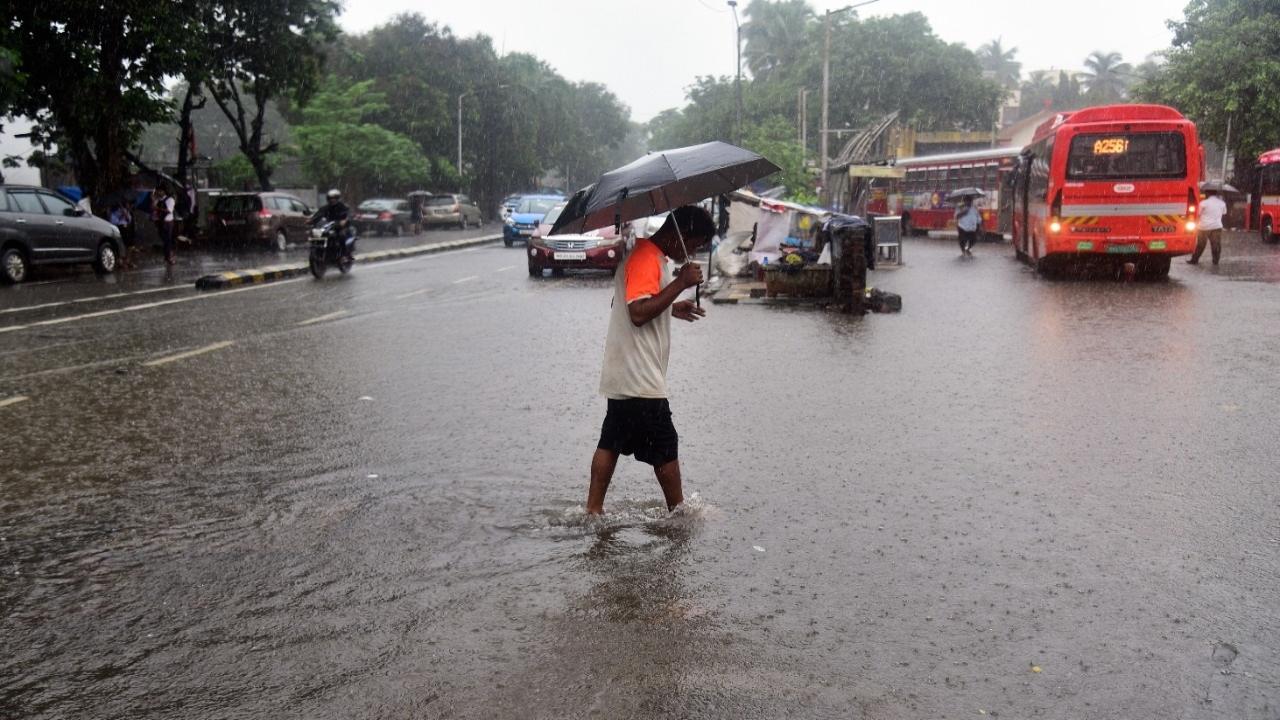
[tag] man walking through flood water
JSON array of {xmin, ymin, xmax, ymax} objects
[{"xmin": 586, "ymin": 207, "xmax": 712, "ymax": 515}]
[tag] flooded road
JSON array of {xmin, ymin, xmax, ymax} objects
[{"xmin": 2, "ymin": 233, "xmax": 1279, "ymax": 718}]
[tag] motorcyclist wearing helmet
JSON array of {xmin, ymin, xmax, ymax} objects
[
  {"xmin": 311, "ymin": 189, "xmax": 355, "ymax": 259},
  {"xmin": 312, "ymin": 189, "xmax": 351, "ymax": 227}
]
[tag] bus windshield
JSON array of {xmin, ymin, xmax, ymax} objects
[{"xmin": 1066, "ymin": 132, "xmax": 1187, "ymax": 181}]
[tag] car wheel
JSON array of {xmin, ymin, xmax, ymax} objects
[
  {"xmin": 275, "ymin": 230, "xmax": 288, "ymax": 252},
  {"xmin": 528, "ymin": 262, "xmax": 541, "ymax": 277},
  {"xmin": 1263, "ymin": 218, "xmax": 1275, "ymax": 244},
  {"xmin": 1, "ymin": 247, "xmax": 28, "ymax": 283},
  {"xmin": 94, "ymin": 240, "xmax": 119, "ymax": 274}
]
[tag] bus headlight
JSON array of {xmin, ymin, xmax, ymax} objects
[
  {"xmin": 1049, "ymin": 220, "xmax": 1062, "ymax": 233},
  {"xmin": 1185, "ymin": 220, "xmax": 1197, "ymax": 232}
]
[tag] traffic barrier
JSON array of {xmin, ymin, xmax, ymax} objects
[{"xmin": 194, "ymin": 235, "xmax": 500, "ymax": 290}]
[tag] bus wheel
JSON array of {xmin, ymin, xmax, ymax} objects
[
  {"xmin": 1263, "ymin": 218, "xmax": 1276, "ymax": 244},
  {"xmin": 1035, "ymin": 256, "xmax": 1060, "ymax": 278}
]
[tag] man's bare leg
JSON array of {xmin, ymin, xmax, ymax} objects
[
  {"xmin": 653, "ymin": 460, "xmax": 684, "ymax": 512},
  {"xmin": 587, "ymin": 449, "xmax": 619, "ymax": 515}
]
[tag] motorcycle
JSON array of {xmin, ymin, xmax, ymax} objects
[{"xmin": 309, "ymin": 220, "xmax": 355, "ymax": 278}]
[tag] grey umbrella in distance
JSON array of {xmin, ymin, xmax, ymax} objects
[
  {"xmin": 945, "ymin": 187, "xmax": 987, "ymax": 202},
  {"xmin": 549, "ymin": 141, "xmax": 781, "ymax": 236}
]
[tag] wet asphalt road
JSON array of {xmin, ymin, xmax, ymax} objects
[{"xmin": 2, "ymin": 232, "xmax": 1279, "ymax": 719}]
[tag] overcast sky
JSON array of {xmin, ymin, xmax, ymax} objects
[{"xmin": 344, "ymin": 0, "xmax": 1185, "ymax": 123}]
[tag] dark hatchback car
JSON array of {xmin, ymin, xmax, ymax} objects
[
  {"xmin": 208, "ymin": 192, "xmax": 313, "ymax": 251},
  {"xmin": 0, "ymin": 184, "xmax": 124, "ymax": 283},
  {"xmin": 354, "ymin": 198, "xmax": 413, "ymax": 236}
]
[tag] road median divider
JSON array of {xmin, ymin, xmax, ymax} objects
[{"xmin": 194, "ymin": 234, "xmax": 501, "ymax": 290}]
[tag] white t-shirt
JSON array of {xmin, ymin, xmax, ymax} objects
[
  {"xmin": 1198, "ymin": 195, "xmax": 1227, "ymax": 231},
  {"xmin": 599, "ymin": 239, "xmax": 671, "ymax": 399}
]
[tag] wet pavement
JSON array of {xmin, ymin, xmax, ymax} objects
[
  {"xmin": 0, "ymin": 225, "xmax": 497, "ymax": 312},
  {"xmin": 2, "ymin": 231, "xmax": 1279, "ymax": 718}
]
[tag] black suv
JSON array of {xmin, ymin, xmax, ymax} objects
[{"xmin": 0, "ymin": 185, "xmax": 124, "ymax": 283}]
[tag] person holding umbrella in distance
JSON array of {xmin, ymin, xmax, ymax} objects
[
  {"xmin": 549, "ymin": 140, "xmax": 780, "ymax": 515},
  {"xmin": 587, "ymin": 207, "xmax": 714, "ymax": 515}
]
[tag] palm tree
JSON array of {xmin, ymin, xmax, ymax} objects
[
  {"xmin": 742, "ymin": 0, "xmax": 815, "ymax": 81},
  {"xmin": 977, "ymin": 38, "xmax": 1021, "ymax": 89},
  {"xmin": 1020, "ymin": 70, "xmax": 1056, "ymax": 112},
  {"xmin": 1080, "ymin": 51, "xmax": 1133, "ymax": 103}
]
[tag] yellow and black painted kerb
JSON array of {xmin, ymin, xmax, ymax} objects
[{"xmin": 194, "ymin": 235, "xmax": 501, "ymax": 291}]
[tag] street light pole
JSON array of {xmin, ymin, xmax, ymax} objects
[
  {"xmin": 820, "ymin": 0, "xmax": 881, "ymax": 207},
  {"xmin": 457, "ymin": 90, "xmax": 472, "ymax": 192},
  {"xmin": 728, "ymin": 1, "xmax": 742, "ymax": 145}
]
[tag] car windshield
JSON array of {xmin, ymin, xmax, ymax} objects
[
  {"xmin": 542, "ymin": 204, "xmax": 566, "ymax": 225},
  {"xmin": 212, "ymin": 195, "xmax": 262, "ymax": 213},
  {"xmin": 517, "ymin": 198, "xmax": 557, "ymax": 214},
  {"xmin": 358, "ymin": 200, "xmax": 397, "ymax": 211},
  {"xmin": 425, "ymin": 196, "xmax": 456, "ymax": 206}
]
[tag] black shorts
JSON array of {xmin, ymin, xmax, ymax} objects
[{"xmin": 597, "ymin": 398, "xmax": 679, "ymax": 467}]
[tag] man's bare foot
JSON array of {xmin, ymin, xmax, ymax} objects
[{"xmin": 586, "ymin": 506, "xmax": 604, "ymax": 516}]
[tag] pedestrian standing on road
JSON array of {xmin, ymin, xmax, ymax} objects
[
  {"xmin": 955, "ymin": 196, "xmax": 981, "ymax": 255},
  {"xmin": 1188, "ymin": 188, "xmax": 1227, "ymax": 265},
  {"xmin": 109, "ymin": 203, "xmax": 135, "ymax": 268},
  {"xmin": 154, "ymin": 186, "xmax": 177, "ymax": 265},
  {"xmin": 587, "ymin": 206, "xmax": 713, "ymax": 516},
  {"xmin": 410, "ymin": 197, "xmax": 423, "ymax": 235}
]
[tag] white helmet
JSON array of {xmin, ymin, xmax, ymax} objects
[{"xmin": 326, "ymin": 189, "xmax": 341, "ymax": 200}]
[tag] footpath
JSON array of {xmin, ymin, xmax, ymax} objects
[{"xmin": 193, "ymin": 233, "xmax": 500, "ymax": 290}]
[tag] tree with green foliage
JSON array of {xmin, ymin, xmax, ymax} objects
[
  {"xmin": 977, "ymin": 38, "xmax": 1022, "ymax": 90},
  {"xmin": 742, "ymin": 0, "xmax": 815, "ymax": 81},
  {"xmin": 331, "ymin": 14, "xmax": 632, "ymax": 210},
  {"xmin": 206, "ymin": 0, "xmax": 341, "ymax": 190},
  {"xmin": 1134, "ymin": 0, "xmax": 1280, "ymax": 182},
  {"xmin": 0, "ymin": 1, "xmax": 188, "ymax": 198},
  {"xmin": 1020, "ymin": 70, "xmax": 1056, "ymax": 115},
  {"xmin": 210, "ymin": 153, "xmax": 261, "ymax": 190},
  {"xmin": 651, "ymin": 8, "xmax": 1003, "ymax": 166},
  {"xmin": 743, "ymin": 116, "xmax": 813, "ymax": 203},
  {"xmin": 1080, "ymin": 51, "xmax": 1132, "ymax": 103},
  {"xmin": 292, "ymin": 77, "xmax": 441, "ymax": 199}
]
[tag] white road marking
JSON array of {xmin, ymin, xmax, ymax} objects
[
  {"xmin": 0, "ymin": 277, "xmax": 307, "ymax": 334},
  {"xmin": 496, "ymin": 265, "xmax": 515, "ymax": 272},
  {"xmin": 396, "ymin": 288, "xmax": 432, "ymax": 299},
  {"xmin": 0, "ymin": 286, "xmax": 189, "ymax": 316},
  {"xmin": 0, "ymin": 395, "xmax": 29, "ymax": 408},
  {"xmin": 453, "ymin": 276, "xmax": 477, "ymax": 284},
  {"xmin": 142, "ymin": 340, "xmax": 235, "ymax": 368},
  {"xmin": 297, "ymin": 309, "xmax": 348, "ymax": 326}
]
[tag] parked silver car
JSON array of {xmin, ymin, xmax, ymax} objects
[
  {"xmin": 422, "ymin": 193, "xmax": 483, "ymax": 229},
  {"xmin": 0, "ymin": 185, "xmax": 124, "ymax": 283}
]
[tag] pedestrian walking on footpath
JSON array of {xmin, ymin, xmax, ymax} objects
[
  {"xmin": 586, "ymin": 206, "xmax": 713, "ymax": 516},
  {"xmin": 1188, "ymin": 188, "xmax": 1227, "ymax": 265},
  {"xmin": 955, "ymin": 196, "xmax": 981, "ymax": 255}
]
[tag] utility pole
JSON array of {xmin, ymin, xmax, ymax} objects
[
  {"xmin": 728, "ymin": 1, "xmax": 742, "ymax": 145},
  {"xmin": 1221, "ymin": 115, "xmax": 1233, "ymax": 183},
  {"xmin": 820, "ymin": 0, "xmax": 881, "ymax": 207},
  {"xmin": 457, "ymin": 90, "xmax": 472, "ymax": 192}
]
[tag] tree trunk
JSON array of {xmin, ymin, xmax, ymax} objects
[{"xmin": 175, "ymin": 83, "xmax": 206, "ymax": 188}]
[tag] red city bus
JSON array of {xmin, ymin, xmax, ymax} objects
[
  {"xmin": 871, "ymin": 147, "xmax": 1021, "ymax": 238},
  {"xmin": 1247, "ymin": 148, "xmax": 1280, "ymax": 242},
  {"xmin": 1005, "ymin": 104, "xmax": 1203, "ymax": 278}
]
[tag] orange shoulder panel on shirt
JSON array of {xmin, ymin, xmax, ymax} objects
[{"xmin": 625, "ymin": 239, "xmax": 662, "ymax": 304}]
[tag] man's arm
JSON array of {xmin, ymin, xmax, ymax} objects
[{"xmin": 628, "ymin": 263, "xmax": 701, "ymax": 327}]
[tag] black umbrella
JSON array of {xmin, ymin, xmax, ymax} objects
[
  {"xmin": 549, "ymin": 141, "xmax": 780, "ymax": 236},
  {"xmin": 946, "ymin": 187, "xmax": 986, "ymax": 202}
]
